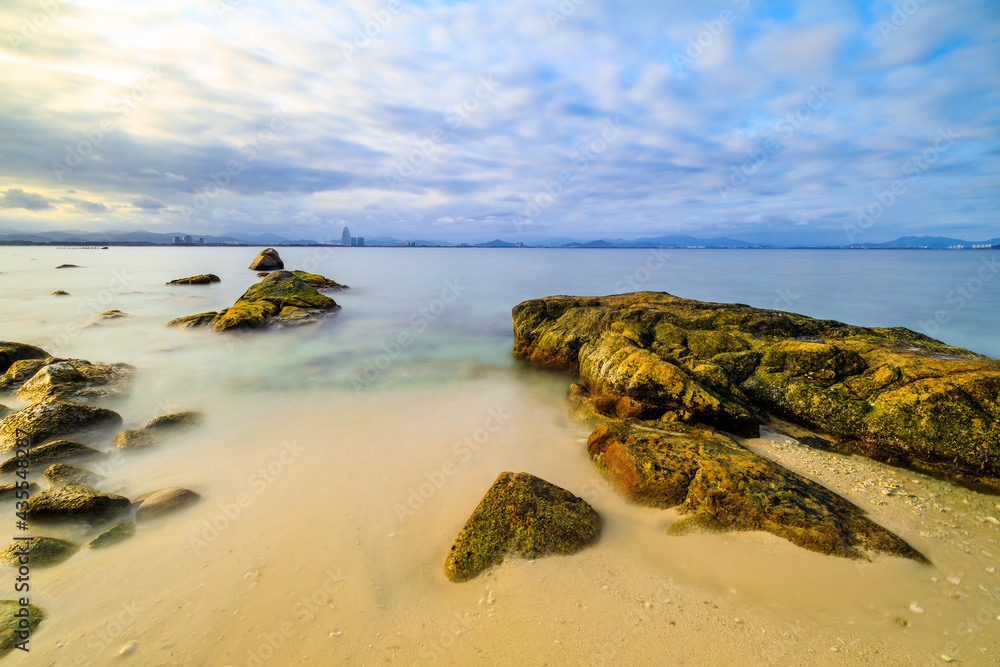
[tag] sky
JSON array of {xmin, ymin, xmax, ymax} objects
[{"xmin": 0, "ymin": 0, "xmax": 998, "ymax": 245}]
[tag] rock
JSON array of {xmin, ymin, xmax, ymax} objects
[
  {"xmin": 588, "ymin": 421, "xmax": 927, "ymax": 562},
  {"xmin": 120, "ymin": 640, "xmax": 139, "ymax": 656},
  {"xmin": 85, "ymin": 309, "xmax": 131, "ymax": 326},
  {"xmin": 0, "ymin": 482, "xmax": 37, "ymax": 499},
  {"xmin": 55, "ymin": 264, "xmax": 79, "ymax": 268},
  {"xmin": 167, "ymin": 274, "xmax": 221, "ymax": 285},
  {"xmin": 512, "ymin": 292, "xmax": 1000, "ymax": 493},
  {"xmin": 0, "ymin": 341, "xmax": 49, "ymax": 374},
  {"xmin": 0, "ymin": 536, "xmax": 78, "ymax": 568},
  {"xmin": 44, "ymin": 463, "xmax": 104, "ymax": 487},
  {"xmin": 113, "ymin": 429, "xmax": 159, "ymax": 450},
  {"xmin": 288, "ymin": 270, "xmax": 348, "ymax": 290},
  {"xmin": 248, "ymin": 248, "xmax": 284, "ymax": 271},
  {"xmin": 134, "ymin": 487, "xmax": 200, "ymax": 521},
  {"xmin": 0, "ymin": 401, "xmax": 122, "ymax": 454},
  {"xmin": 0, "ymin": 600, "xmax": 45, "ymax": 656},
  {"xmin": 86, "ymin": 522, "xmax": 136, "ymax": 549},
  {"xmin": 166, "ymin": 272, "xmax": 338, "ymax": 332},
  {"xmin": 0, "ymin": 440, "xmax": 106, "ymax": 474},
  {"xmin": 52, "ymin": 290, "xmax": 70, "ymax": 296},
  {"xmin": 24, "ymin": 485, "xmax": 130, "ymax": 524},
  {"xmin": 15, "ymin": 357, "xmax": 138, "ymax": 403},
  {"xmin": 444, "ymin": 472, "xmax": 601, "ymax": 583},
  {"xmin": 165, "ymin": 311, "xmax": 221, "ymax": 328},
  {"xmin": 143, "ymin": 411, "xmax": 204, "ymax": 432},
  {"xmin": 0, "ymin": 406, "xmax": 7, "ymax": 419},
  {"xmin": 0, "ymin": 358, "xmax": 49, "ymax": 394}
]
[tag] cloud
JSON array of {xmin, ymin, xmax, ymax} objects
[
  {"xmin": 0, "ymin": 188, "xmax": 52, "ymax": 210},
  {"xmin": 61, "ymin": 196, "xmax": 109, "ymax": 213},
  {"xmin": 132, "ymin": 196, "xmax": 166, "ymax": 210}
]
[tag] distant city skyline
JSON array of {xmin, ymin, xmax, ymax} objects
[{"xmin": 1, "ymin": 1, "xmax": 998, "ymax": 246}]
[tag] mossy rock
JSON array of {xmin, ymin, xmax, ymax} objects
[
  {"xmin": 248, "ymin": 248, "xmax": 283, "ymax": 271},
  {"xmin": 87, "ymin": 522, "xmax": 136, "ymax": 549},
  {"xmin": 512, "ymin": 292, "xmax": 1000, "ymax": 492},
  {"xmin": 113, "ymin": 429, "xmax": 159, "ymax": 451},
  {"xmin": 445, "ymin": 472, "xmax": 601, "ymax": 583},
  {"xmin": 0, "ymin": 342, "xmax": 49, "ymax": 375},
  {"xmin": 0, "ymin": 599, "xmax": 45, "ymax": 656},
  {"xmin": 0, "ymin": 536, "xmax": 78, "ymax": 568},
  {"xmin": 52, "ymin": 290, "xmax": 70, "ymax": 296},
  {"xmin": 24, "ymin": 485, "xmax": 130, "ymax": 525},
  {"xmin": 15, "ymin": 357, "xmax": 138, "ymax": 403},
  {"xmin": 44, "ymin": 463, "xmax": 104, "ymax": 487},
  {"xmin": 288, "ymin": 270, "xmax": 348, "ymax": 290},
  {"xmin": 588, "ymin": 421, "xmax": 926, "ymax": 562},
  {"xmin": 0, "ymin": 440, "xmax": 106, "ymax": 474},
  {"xmin": 165, "ymin": 311, "xmax": 220, "ymax": 328},
  {"xmin": 0, "ymin": 482, "xmax": 37, "ymax": 500},
  {"xmin": 0, "ymin": 358, "xmax": 50, "ymax": 394},
  {"xmin": 167, "ymin": 274, "xmax": 221, "ymax": 285},
  {"xmin": 143, "ymin": 411, "xmax": 204, "ymax": 432},
  {"xmin": 0, "ymin": 401, "xmax": 122, "ymax": 454},
  {"xmin": 85, "ymin": 310, "xmax": 131, "ymax": 326}
]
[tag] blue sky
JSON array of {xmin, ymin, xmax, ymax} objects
[{"xmin": 1, "ymin": 0, "xmax": 998, "ymax": 244}]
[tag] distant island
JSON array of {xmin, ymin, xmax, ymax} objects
[{"xmin": 0, "ymin": 228, "xmax": 997, "ymax": 250}]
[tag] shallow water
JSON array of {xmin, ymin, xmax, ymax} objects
[{"xmin": 0, "ymin": 246, "xmax": 998, "ymax": 665}]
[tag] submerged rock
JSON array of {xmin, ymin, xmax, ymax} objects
[
  {"xmin": 44, "ymin": 463, "xmax": 104, "ymax": 487},
  {"xmin": 113, "ymin": 429, "xmax": 159, "ymax": 451},
  {"xmin": 134, "ymin": 487, "xmax": 200, "ymax": 521},
  {"xmin": 0, "ymin": 341, "xmax": 48, "ymax": 374},
  {"xmin": 0, "ymin": 482, "xmax": 38, "ymax": 499},
  {"xmin": 24, "ymin": 485, "xmax": 130, "ymax": 524},
  {"xmin": 52, "ymin": 290, "xmax": 70, "ymax": 296},
  {"xmin": 166, "ymin": 271, "xmax": 339, "ymax": 332},
  {"xmin": 167, "ymin": 274, "xmax": 221, "ymax": 285},
  {"xmin": 55, "ymin": 264, "xmax": 79, "ymax": 268},
  {"xmin": 0, "ymin": 536, "xmax": 78, "ymax": 568},
  {"xmin": 15, "ymin": 357, "xmax": 137, "ymax": 403},
  {"xmin": 287, "ymin": 270, "xmax": 348, "ymax": 290},
  {"xmin": 444, "ymin": 472, "xmax": 601, "ymax": 583},
  {"xmin": 248, "ymin": 248, "xmax": 284, "ymax": 271},
  {"xmin": 513, "ymin": 292, "xmax": 1000, "ymax": 493},
  {"xmin": 165, "ymin": 311, "xmax": 221, "ymax": 328},
  {"xmin": 0, "ymin": 440, "xmax": 106, "ymax": 474},
  {"xmin": 84, "ymin": 310, "xmax": 131, "ymax": 327},
  {"xmin": 143, "ymin": 411, "xmax": 204, "ymax": 432},
  {"xmin": 0, "ymin": 359, "xmax": 49, "ymax": 394},
  {"xmin": 588, "ymin": 421, "xmax": 926, "ymax": 562},
  {"xmin": 0, "ymin": 401, "xmax": 122, "ymax": 454},
  {"xmin": 0, "ymin": 405, "xmax": 7, "ymax": 419},
  {"xmin": 86, "ymin": 522, "xmax": 136, "ymax": 549},
  {"xmin": 0, "ymin": 600, "xmax": 45, "ymax": 656}
]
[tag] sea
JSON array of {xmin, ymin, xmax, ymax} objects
[{"xmin": 0, "ymin": 246, "xmax": 998, "ymax": 665}]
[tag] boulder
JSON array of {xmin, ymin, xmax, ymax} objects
[
  {"xmin": 166, "ymin": 272, "xmax": 338, "ymax": 332},
  {"xmin": 167, "ymin": 274, "xmax": 221, "ymax": 285},
  {"xmin": 287, "ymin": 270, "xmax": 348, "ymax": 290},
  {"xmin": 0, "ymin": 536, "xmax": 78, "ymax": 568},
  {"xmin": 248, "ymin": 248, "xmax": 283, "ymax": 271},
  {"xmin": 165, "ymin": 311, "xmax": 221, "ymax": 328},
  {"xmin": 0, "ymin": 600, "xmax": 45, "ymax": 656},
  {"xmin": 143, "ymin": 411, "xmax": 204, "ymax": 432},
  {"xmin": 0, "ymin": 441, "xmax": 106, "ymax": 474},
  {"xmin": 0, "ymin": 341, "xmax": 48, "ymax": 374},
  {"xmin": 0, "ymin": 358, "xmax": 49, "ymax": 394},
  {"xmin": 24, "ymin": 485, "xmax": 130, "ymax": 524},
  {"xmin": 444, "ymin": 472, "xmax": 601, "ymax": 583},
  {"xmin": 588, "ymin": 421, "xmax": 926, "ymax": 562},
  {"xmin": 113, "ymin": 429, "xmax": 159, "ymax": 450},
  {"xmin": 512, "ymin": 292, "xmax": 1000, "ymax": 493},
  {"xmin": 44, "ymin": 463, "xmax": 104, "ymax": 487},
  {"xmin": 0, "ymin": 482, "xmax": 37, "ymax": 499},
  {"xmin": 15, "ymin": 357, "xmax": 137, "ymax": 403},
  {"xmin": 86, "ymin": 522, "xmax": 136, "ymax": 549},
  {"xmin": 134, "ymin": 487, "xmax": 200, "ymax": 521},
  {"xmin": 0, "ymin": 402, "xmax": 122, "ymax": 454}
]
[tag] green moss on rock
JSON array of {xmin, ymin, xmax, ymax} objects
[
  {"xmin": 445, "ymin": 472, "xmax": 601, "ymax": 582},
  {"xmin": 0, "ymin": 536, "xmax": 78, "ymax": 568},
  {"xmin": 0, "ymin": 599, "xmax": 45, "ymax": 656},
  {"xmin": 86, "ymin": 522, "xmax": 136, "ymax": 549}
]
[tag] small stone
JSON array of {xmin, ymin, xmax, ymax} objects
[
  {"xmin": 329, "ymin": 631, "xmax": 343, "ymax": 638},
  {"xmin": 940, "ymin": 656, "xmax": 955, "ymax": 663},
  {"xmin": 896, "ymin": 618, "xmax": 908, "ymax": 627},
  {"xmin": 120, "ymin": 641, "xmax": 138, "ymax": 656},
  {"xmin": 909, "ymin": 602, "xmax": 924, "ymax": 614},
  {"xmin": 947, "ymin": 577, "xmax": 962, "ymax": 585},
  {"xmin": 52, "ymin": 290, "xmax": 70, "ymax": 296},
  {"xmin": 135, "ymin": 487, "xmax": 200, "ymax": 521}
]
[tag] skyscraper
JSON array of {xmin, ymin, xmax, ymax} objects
[{"xmin": 341, "ymin": 226, "xmax": 351, "ymax": 247}]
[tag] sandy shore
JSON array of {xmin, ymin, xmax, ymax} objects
[{"xmin": 4, "ymin": 372, "xmax": 997, "ymax": 666}]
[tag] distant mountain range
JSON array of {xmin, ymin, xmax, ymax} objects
[{"xmin": 0, "ymin": 229, "xmax": 997, "ymax": 249}]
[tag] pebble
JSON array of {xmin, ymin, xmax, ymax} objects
[
  {"xmin": 947, "ymin": 576, "xmax": 962, "ymax": 585},
  {"xmin": 330, "ymin": 631, "xmax": 343, "ymax": 638},
  {"xmin": 120, "ymin": 641, "xmax": 138, "ymax": 656},
  {"xmin": 909, "ymin": 602, "xmax": 925, "ymax": 614},
  {"xmin": 941, "ymin": 655, "xmax": 956, "ymax": 663}
]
